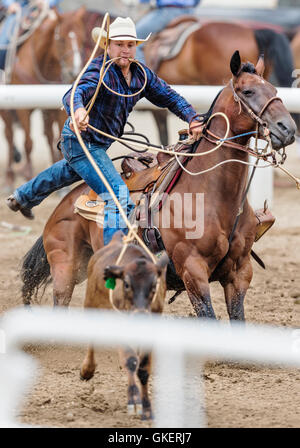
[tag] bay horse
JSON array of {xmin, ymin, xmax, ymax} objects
[
  {"xmin": 81, "ymin": 12, "xmax": 295, "ymax": 145},
  {"xmin": 1, "ymin": 6, "xmax": 85, "ymax": 191},
  {"xmin": 20, "ymin": 51, "xmax": 296, "ymax": 321},
  {"xmin": 291, "ymin": 27, "xmax": 300, "ymax": 83},
  {"xmin": 144, "ymin": 20, "xmax": 296, "ymax": 144}
]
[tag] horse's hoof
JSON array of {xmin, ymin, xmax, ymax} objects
[
  {"xmin": 127, "ymin": 404, "xmax": 135, "ymax": 415},
  {"xmin": 79, "ymin": 369, "xmax": 94, "ymax": 381},
  {"xmin": 141, "ymin": 410, "xmax": 153, "ymax": 420},
  {"xmin": 135, "ymin": 403, "xmax": 143, "ymax": 416}
]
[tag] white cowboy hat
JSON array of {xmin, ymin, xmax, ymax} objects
[{"xmin": 92, "ymin": 17, "xmax": 151, "ymax": 49}]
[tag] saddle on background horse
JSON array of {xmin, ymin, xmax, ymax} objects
[{"xmin": 145, "ymin": 15, "xmax": 201, "ymax": 72}]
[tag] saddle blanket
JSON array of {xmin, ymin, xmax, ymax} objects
[{"xmin": 74, "ymin": 194, "xmax": 105, "ymax": 225}]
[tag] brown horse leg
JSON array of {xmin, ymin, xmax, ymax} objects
[
  {"xmin": 182, "ymin": 256, "xmax": 216, "ymax": 319},
  {"xmin": 3, "ymin": 114, "xmax": 15, "ymax": 192},
  {"xmin": 42, "ymin": 110, "xmax": 62, "ymax": 164},
  {"xmin": 137, "ymin": 352, "xmax": 153, "ymax": 420},
  {"xmin": 16, "ymin": 109, "xmax": 34, "ymax": 180},
  {"xmin": 80, "ymin": 346, "xmax": 96, "ymax": 380},
  {"xmin": 51, "ymin": 262, "xmax": 76, "ymax": 307},
  {"xmin": 119, "ymin": 347, "xmax": 142, "ymax": 416},
  {"xmin": 221, "ymin": 257, "xmax": 253, "ymax": 321}
]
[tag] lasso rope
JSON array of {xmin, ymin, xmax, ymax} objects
[
  {"xmin": 69, "ymin": 13, "xmax": 162, "ymax": 310},
  {"xmin": 69, "ymin": 12, "xmax": 300, "ymax": 312}
]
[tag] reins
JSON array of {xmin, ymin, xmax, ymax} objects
[{"xmin": 69, "ymin": 13, "xmax": 300, "ymax": 310}]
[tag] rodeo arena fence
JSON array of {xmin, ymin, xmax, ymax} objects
[{"xmin": 0, "ymin": 85, "xmax": 300, "ymax": 428}]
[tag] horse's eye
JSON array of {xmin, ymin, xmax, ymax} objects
[
  {"xmin": 242, "ymin": 90, "xmax": 254, "ymax": 97},
  {"xmin": 124, "ymin": 281, "xmax": 130, "ymax": 290}
]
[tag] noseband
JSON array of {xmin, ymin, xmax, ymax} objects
[{"xmin": 230, "ymin": 78, "xmax": 283, "ymax": 130}]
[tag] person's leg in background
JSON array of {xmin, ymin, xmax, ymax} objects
[
  {"xmin": 0, "ymin": 13, "xmax": 17, "ymax": 70},
  {"xmin": 135, "ymin": 6, "xmax": 196, "ymax": 64}
]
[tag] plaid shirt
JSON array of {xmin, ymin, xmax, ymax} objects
[{"xmin": 62, "ymin": 55, "xmax": 197, "ymax": 146}]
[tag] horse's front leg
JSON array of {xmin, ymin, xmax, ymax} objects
[
  {"xmin": 182, "ymin": 255, "xmax": 216, "ymax": 319},
  {"xmin": 16, "ymin": 109, "xmax": 33, "ymax": 180},
  {"xmin": 220, "ymin": 255, "xmax": 253, "ymax": 321}
]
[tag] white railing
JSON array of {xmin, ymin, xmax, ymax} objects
[
  {"xmin": 0, "ymin": 307, "xmax": 299, "ymax": 428},
  {"xmin": 1, "ymin": 85, "xmax": 300, "ymax": 112}
]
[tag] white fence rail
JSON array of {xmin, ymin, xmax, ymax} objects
[
  {"xmin": 1, "ymin": 84, "xmax": 299, "ymax": 208},
  {"xmin": 1, "ymin": 85, "xmax": 300, "ymax": 112},
  {"xmin": 0, "ymin": 307, "xmax": 299, "ymax": 427}
]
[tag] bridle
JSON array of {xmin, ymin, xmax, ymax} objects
[
  {"xmin": 229, "ymin": 78, "xmax": 283, "ymax": 136},
  {"xmin": 196, "ymin": 78, "xmax": 286, "ymax": 163}
]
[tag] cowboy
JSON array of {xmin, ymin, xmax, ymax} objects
[
  {"xmin": 0, "ymin": 0, "xmax": 61, "ymax": 72},
  {"xmin": 135, "ymin": 0, "xmax": 201, "ymax": 64},
  {"xmin": 6, "ymin": 16, "xmax": 203, "ymax": 245}
]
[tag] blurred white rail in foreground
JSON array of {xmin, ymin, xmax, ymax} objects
[{"xmin": 0, "ymin": 307, "xmax": 299, "ymax": 427}]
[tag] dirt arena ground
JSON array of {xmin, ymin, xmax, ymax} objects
[{"xmin": 0, "ymin": 111, "xmax": 299, "ymax": 428}]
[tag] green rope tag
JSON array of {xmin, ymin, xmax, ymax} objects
[{"xmin": 105, "ymin": 278, "xmax": 116, "ymax": 290}]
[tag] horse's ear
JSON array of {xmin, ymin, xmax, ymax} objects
[
  {"xmin": 255, "ymin": 54, "xmax": 265, "ymax": 77},
  {"xmin": 230, "ymin": 50, "xmax": 241, "ymax": 77}
]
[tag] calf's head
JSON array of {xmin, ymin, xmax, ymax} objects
[{"xmin": 103, "ymin": 252, "xmax": 169, "ymax": 312}]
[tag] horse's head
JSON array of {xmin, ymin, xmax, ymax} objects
[
  {"xmin": 52, "ymin": 7, "xmax": 86, "ymax": 82},
  {"xmin": 229, "ymin": 50, "xmax": 296, "ymax": 150}
]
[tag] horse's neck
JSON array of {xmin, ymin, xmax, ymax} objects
[
  {"xmin": 25, "ymin": 25, "xmax": 59, "ymax": 81},
  {"xmin": 183, "ymin": 95, "xmax": 252, "ymax": 203},
  {"xmin": 35, "ymin": 33, "xmax": 57, "ymax": 72}
]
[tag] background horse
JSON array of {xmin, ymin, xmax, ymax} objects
[
  {"xmin": 144, "ymin": 20, "xmax": 296, "ymax": 144},
  {"xmin": 291, "ymin": 27, "xmax": 300, "ymax": 82},
  {"xmin": 20, "ymin": 51, "xmax": 296, "ymax": 322},
  {"xmin": 1, "ymin": 6, "xmax": 85, "ymax": 191},
  {"xmin": 81, "ymin": 12, "xmax": 295, "ymax": 145}
]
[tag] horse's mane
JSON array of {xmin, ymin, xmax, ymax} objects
[
  {"xmin": 196, "ymin": 88, "xmax": 223, "ymax": 126},
  {"xmin": 198, "ymin": 61, "xmax": 257, "ymax": 126},
  {"xmin": 240, "ymin": 62, "xmax": 256, "ymax": 74}
]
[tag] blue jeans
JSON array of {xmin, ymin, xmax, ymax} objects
[
  {"xmin": 135, "ymin": 7, "xmax": 196, "ymax": 64},
  {"xmin": 14, "ymin": 125, "xmax": 135, "ymax": 245}
]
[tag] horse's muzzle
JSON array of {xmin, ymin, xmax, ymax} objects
[{"xmin": 269, "ymin": 116, "xmax": 296, "ymax": 149}]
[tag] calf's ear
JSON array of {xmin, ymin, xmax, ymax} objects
[{"xmin": 104, "ymin": 265, "xmax": 124, "ymax": 280}]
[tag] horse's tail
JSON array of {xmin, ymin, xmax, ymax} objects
[
  {"xmin": 254, "ymin": 28, "xmax": 294, "ymax": 87},
  {"xmin": 21, "ymin": 235, "xmax": 51, "ymax": 305}
]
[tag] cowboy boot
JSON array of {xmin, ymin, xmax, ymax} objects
[{"xmin": 5, "ymin": 195, "xmax": 35, "ymax": 220}]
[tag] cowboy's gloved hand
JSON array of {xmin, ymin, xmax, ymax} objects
[
  {"xmin": 70, "ymin": 107, "xmax": 89, "ymax": 133},
  {"xmin": 189, "ymin": 120, "xmax": 204, "ymax": 141}
]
